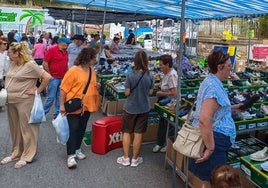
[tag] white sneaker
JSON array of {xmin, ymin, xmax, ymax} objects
[
  {"xmin": 75, "ymin": 149, "xmax": 86, "ymax": 160},
  {"xmin": 160, "ymin": 146, "xmax": 167, "ymax": 153},
  {"xmin": 117, "ymin": 156, "xmax": 130, "ymax": 166},
  {"xmin": 153, "ymin": 145, "xmax": 161, "ymax": 153},
  {"xmin": 131, "ymin": 157, "xmax": 143, "ymax": 167},
  {"xmin": 67, "ymin": 155, "xmax": 77, "ymax": 168}
]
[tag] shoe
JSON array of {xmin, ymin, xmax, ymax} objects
[
  {"xmin": 153, "ymin": 145, "xmax": 161, "ymax": 153},
  {"xmin": 75, "ymin": 149, "xmax": 86, "ymax": 160},
  {"xmin": 239, "ymin": 94, "xmax": 260, "ymax": 110},
  {"xmin": 0, "ymin": 156, "xmax": 19, "ymax": 165},
  {"xmin": 117, "ymin": 156, "xmax": 130, "ymax": 166},
  {"xmin": 261, "ymin": 161, "xmax": 268, "ymax": 172},
  {"xmin": 250, "ymin": 147, "xmax": 268, "ymax": 161},
  {"xmin": 160, "ymin": 146, "xmax": 167, "ymax": 153},
  {"xmin": 14, "ymin": 160, "xmax": 27, "ymax": 169},
  {"xmin": 131, "ymin": 157, "xmax": 143, "ymax": 167},
  {"xmin": 261, "ymin": 104, "xmax": 268, "ymax": 115},
  {"xmin": 67, "ymin": 155, "xmax": 77, "ymax": 168}
]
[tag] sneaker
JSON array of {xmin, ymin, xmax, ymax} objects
[
  {"xmin": 67, "ymin": 155, "xmax": 77, "ymax": 168},
  {"xmin": 131, "ymin": 157, "xmax": 143, "ymax": 167},
  {"xmin": 250, "ymin": 147, "xmax": 268, "ymax": 161},
  {"xmin": 75, "ymin": 149, "xmax": 86, "ymax": 160},
  {"xmin": 117, "ymin": 156, "xmax": 130, "ymax": 166},
  {"xmin": 160, "ymin": 146, "xmax": 167, "ymax": 153},
  {"xmin": 153, "ymin": 145, "xmax": 161, "ymax": 153}
]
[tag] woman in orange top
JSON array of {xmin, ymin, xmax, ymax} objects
[{"xmin": 60, "ymin": 47, "xmax": 100, "ymax": 169}]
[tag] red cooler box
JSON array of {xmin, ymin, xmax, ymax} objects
[{"xmin": 91, "ymin": 116, "xmax": 122, "ymax": 154}]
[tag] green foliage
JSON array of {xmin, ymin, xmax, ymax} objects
[{"xmin": 259, "ymin": 16, "xmax": 268, "ymax": 39}]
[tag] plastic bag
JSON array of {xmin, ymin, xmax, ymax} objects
[
  {"xmin": 0, "ymin": 88, "xmax": 7, "ymax": 107},
  {"xmin": 52, "ymin": 113, "xmax": 69, "ymax": 145},
  {"xmin": 29, "ymin": 91, "xmax": 46, "ymax": 124}
]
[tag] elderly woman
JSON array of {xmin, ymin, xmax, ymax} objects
[
  {"xmin": 1, "ymin": 42, "xmax": 51, "ymax": 169},
  {"xmin": 189, "ymin": 48, "xmax": 243, "ymax": 188}
]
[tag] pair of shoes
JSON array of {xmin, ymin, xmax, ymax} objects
[
  {"xmin": 250, "ymin": 147, "xmax": 268, "ymax": 161},
  {"xmin": 160, "ymin": 146, "xmax": 167, "ymax": 153},
  {"xmin": 67, "ymin": 155, "xmax": 77, "ymax": 168},
  {"xmin": 75, "ymin": 149, "xmax": 86, "ymax": 160},
  {"xmin": 0, "ymin": 156, "xmax": 19, "ymax": 165},
  {"xmin": 117, "ymin": 156, "xmax": 130, "ymax": 166},
  {"xmin": 153, "ymin": 145, "xmax": 161, "ymax": 153},
  {"xmin": 14, "ymin": 160, "xmax": 27, "ymax": 169},
  {"xmin": 131, "ymin": 157, "xmax": 143, "ymax": 167}
]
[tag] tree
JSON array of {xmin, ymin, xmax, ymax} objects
[
  {"xmin": 19, "ymin": 9, "xmax": 44, "ymax": 33},
  {"xmin": 259, "ymin": 16, "xmax": 268, "ymax": 39}
]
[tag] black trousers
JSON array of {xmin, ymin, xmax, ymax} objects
[{"xmin": 66, "ymin": 111, "xmax": 90, "ymax": 155}]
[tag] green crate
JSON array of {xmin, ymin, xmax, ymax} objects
[{"xmin": 251, "ymin": 164, "xmax": 268, "ymax": 188}]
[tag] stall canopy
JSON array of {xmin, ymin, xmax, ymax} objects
[
  {"xmin": 46, "ymin": 6, "xmax": 169, "ymax": 25},
  {"xmin": 54, "ymin": 0, "xmax": 268, "ymax": 21}
]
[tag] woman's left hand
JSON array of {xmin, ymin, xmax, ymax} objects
[
  {"xmin": 195, "ymin": 149, "xmax": 214, "ymax": 163},
  {"xmin": 24, "ymin": 87, "xmax": 37, "ymax": 95}
]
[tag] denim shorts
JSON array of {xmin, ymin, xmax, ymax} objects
[{"xmin": 188, "ymin": 131, "xmax": 232, "ymax": 181}]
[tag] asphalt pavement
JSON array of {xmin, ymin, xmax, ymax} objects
[{"xmin": 0, "ymin": 104, "xmax": 185, "ymax": 188}]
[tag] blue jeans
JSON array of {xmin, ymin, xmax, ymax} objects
[{"xmin": 43, "ymin": 78, "xmax": 61, "ymax": 118}]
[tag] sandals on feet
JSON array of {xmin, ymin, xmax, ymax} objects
[
  {"xmin": 0, "ymin": 156, "xmax": 19, "ymax": 165},
  {"xmin": 14, "ymin": 160, "xmax": 27, "ymax": 169}
]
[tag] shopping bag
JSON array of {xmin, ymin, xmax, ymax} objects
[
  {"xmin": 29, "ymin": 91, "xmax": 46, "ymax": 124},
  {"xmin": 52, "ymin": 113, "xmax": 69, "ymax": 145},
  {"xmin": 0, "ymin": 88, "xmax": 7, "ymax": 107}
]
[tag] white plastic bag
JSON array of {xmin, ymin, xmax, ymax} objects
[
  {"xmin": 0, "ymin": 88, "xmax": 7, "ymax": 107},
  {"xmin": 29, "ymin": 91, "xmax": 46, "ymax": 124},
  {"xmin": 52, "ymin": 113, "xmax": 69, "ymax": 145}
]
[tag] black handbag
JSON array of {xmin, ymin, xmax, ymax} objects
[{"xmin": 64, "ymin": 67, "xmax": 91, "ymax": 113}]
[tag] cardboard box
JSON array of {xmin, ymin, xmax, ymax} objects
[
  {"xmin": 143, "ymin": 123, "xmax": 158, "ymax": 142},
  {"xmin": 166, "ymin": 137, "xmax": 183, "ymax": 170},
  {"xmin": 101, "ymin": 97, "xmax": 157, "ymax": 116},
  {"xmin": 101, "ymin": 98, "xmax": 125, "ymax": 116}
]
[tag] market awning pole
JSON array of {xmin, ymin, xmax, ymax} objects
[
  {"xmin": 98, "ymin": 0, "xmax": 108, "ymax": 63},
  {"xmin": 83, "ymin": 0, "xmax": 95, "ymax": 33},
  {"xmin": 173, "ymin": 0, "xmax": 186, "ymax": 188}
]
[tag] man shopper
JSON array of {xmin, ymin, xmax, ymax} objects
[{"xmin": 43, "ymin": 37, "xmax": 71, "ymax": 119}]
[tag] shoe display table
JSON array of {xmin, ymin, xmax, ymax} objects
[{"xmin": 91, "ymin": 116, "xmax": 122, "ymax": 154}]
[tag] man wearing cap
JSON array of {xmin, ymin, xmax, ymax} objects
[
  {"xmin": 42, "ymin": 37, "xmax": 71, "ymax": 119},
  {"xmin": 67, "ymin": 34, "xmax": 86, "ymax": 68}
]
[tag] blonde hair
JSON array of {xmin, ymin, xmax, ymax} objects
[{"xmin": 9, "ymin": 42, "xmax": 33, "ymax": 64}]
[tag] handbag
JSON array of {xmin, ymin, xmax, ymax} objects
[
  {"xmin": 64, "ymin": 67, "xmax": 92, "ymax": 113},
  {"xmin": 173, "ymin": 102, "xmax": 221, "ymax": 159}
]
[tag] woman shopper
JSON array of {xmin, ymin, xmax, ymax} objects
[
  {"xmin": 188, "ymin": 49, "xmax": 243, "ymax": 188},
  {"xmin": 117, "ymin": 50, "xmax": 154, "ymax": 167},
  {"xmin": 60, "ymin": 47, "xmax": 100, "ymax": 169},
  {"xmin": 0, "ymin": 42, "xmax": 51, "ymax": 169},
  {"xmin": 153, "ymin": 54, "xmax": 178, "ymax": 153}
]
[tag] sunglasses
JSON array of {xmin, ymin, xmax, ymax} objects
[{"xmin": 1, "ymin": 43, "xmax": 7, "ymax": 45}]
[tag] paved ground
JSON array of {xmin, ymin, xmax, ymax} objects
[{"xmin": 0, "ymin": 104, "xmax": 185, "ymax": 188}]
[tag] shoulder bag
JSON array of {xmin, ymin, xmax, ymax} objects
[
  {"xmin": 173, "ymin": 102, "xmax": 221, "ymax": 159},
  {"xmin": 64, "ymin": 67, "xmax": 91, "ymax": 113}
]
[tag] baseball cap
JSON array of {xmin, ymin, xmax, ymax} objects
[
  {"xmin": 58, "ymin": 37, "xmax": 72, "ymax": 44},
  {"xmin": 71, "ymin": 34, "xmax": 86, "ymax": 41}
]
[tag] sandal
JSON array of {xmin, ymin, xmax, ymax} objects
[
  {"xmin": 14, "ymin": 160, "xmax": 27, "ymax": 169},
  {"xmin": 0, "ymin": 156, "xmax": 19, "ymax": 165}
]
